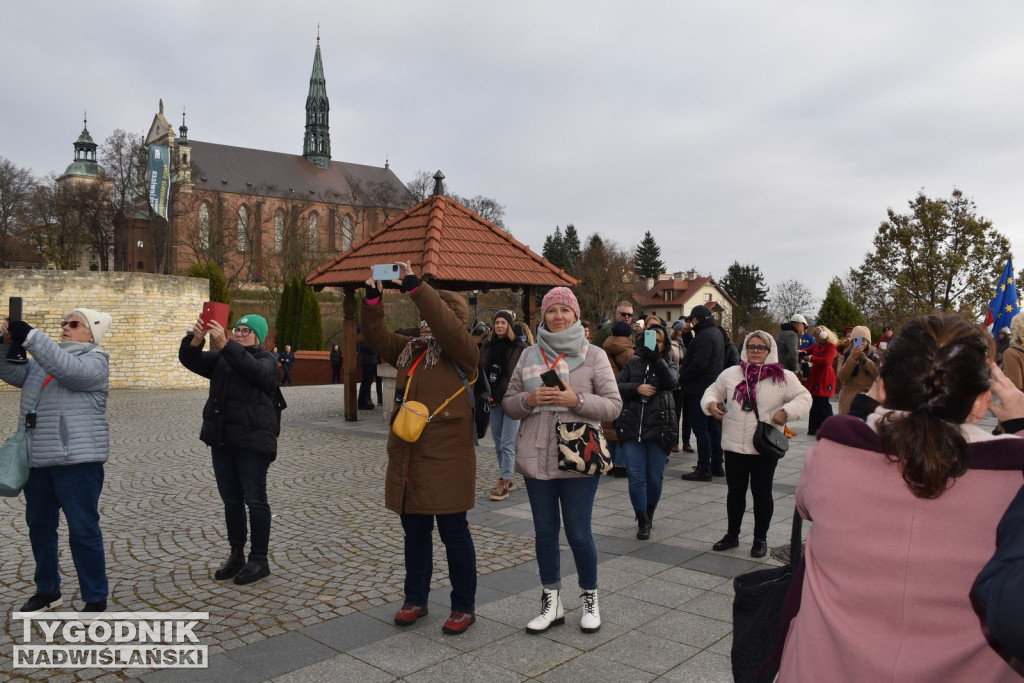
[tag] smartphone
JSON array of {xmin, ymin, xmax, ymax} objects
[
  {"xmin": 372, "ymin": 263, "xmax": 402, "ymax": 281},
  {"xmin": 853, "ymin": 338, "xmax": 863, "ymax": 348},
  {"xmin": 540, "ymin": 369, "xmax": 565, "ymax": 390},
  {"xmin": 200, "ymin": 301, "xmax": 230, "ymax": 330},
  {"xmin": 644, "ymin": 329, "xmax": 657, "ymax": 350}
]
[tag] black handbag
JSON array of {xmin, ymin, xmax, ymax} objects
[
  {"xmin": 731, "ymin": 509, "xmax": 805, "ymax": 683},
  {"xmin": 751, "ymin": 399, "xmax": 789, "ymax": 459}
]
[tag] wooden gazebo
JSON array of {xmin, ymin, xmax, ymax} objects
[{"xmin": 307, "ymin": 172, "xmax": 577, "ymax": 420}]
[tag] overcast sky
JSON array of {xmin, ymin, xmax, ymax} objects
[{"xmin": 4, "ymin": 1, "xmax": 1024, "ymax": 308}]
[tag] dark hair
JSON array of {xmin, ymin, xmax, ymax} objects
[{"xmin": 877, "ymin": 314, "xmax": 990, "ymax": 499}]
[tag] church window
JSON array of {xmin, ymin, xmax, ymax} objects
[
  {"xmin": 199, "ymin": 203, "xmax": 211, "ymax": 250},
  {"xmin": 237, "ymin": 206, "xmax": 248, "ymax": 252},
  {"xmin": 309, "ymin": 213, "xmax": 319, "ymax": 250},
  {"xmin": 274, "ymin": 210, "xmax": 284, "ymax": 253},
  {"xmin": 342, "ymin": 215, "xmax": 354, "ymax": 251}
]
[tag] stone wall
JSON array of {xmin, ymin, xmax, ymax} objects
[{"xmin": 1, "ymin": 270, "xmax": 208, "ymax": 389}]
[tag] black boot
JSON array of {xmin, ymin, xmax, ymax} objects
[
  {"xmin": 636, "ymin": 511, "xmax": 651, "ymax": 540},
  {"xmin": 214, "ymin": 547, "xmax": 246, "ymax": 580},
  {"xmin": 234, "ymin": 557, "xmax": 271, "ymax": 585},
  {"xmin": 646, "ymin": 504, "xmax": 656, "ymax": 529}
]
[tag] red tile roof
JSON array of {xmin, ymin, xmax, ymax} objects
[{"xmin": 307, "ymin": 194, "xmax": 577, "ymax": 290}]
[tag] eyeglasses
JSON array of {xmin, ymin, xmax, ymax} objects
[
  {"xmin": 61, "ymin": 320, "xmax": 86, "ymax": 329},
  {"xmin": 232, "ymin": 327, "xmax": 253, "ymax": 337},
  {"xmin": 745, "ymin": 345, "xmax": 770, "ymax": 352},
  {"xmin": 617, "ymin": 311, "xmax": 633, "ymax": 318}
]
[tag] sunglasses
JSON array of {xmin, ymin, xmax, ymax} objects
[
  {"xmin": 60, "ymin": 320, "xmax": 86, "ymax": 329},
  {"xmin": 617, "ymin": 311, "xmax": 633, "ymax": 318},
  {"xmin": 745, "ymin": 345, "xmax": 770, "ymax": 353},
  {"xmin": 232, "ymin": 327, "xmax": 254, "ymax": 337}
]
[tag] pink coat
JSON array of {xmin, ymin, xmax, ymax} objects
[{"xmin": 779, "ymin": 413, "xmax": 1024, "ymax": 682}]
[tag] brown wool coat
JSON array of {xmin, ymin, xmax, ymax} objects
[
  {"xmin": 362, "ymin": 284, "xmax": 479, "ymax": 515},
  {"xmin": 601, "ymin": 334, "xmax": 634, "ymax": 442}
]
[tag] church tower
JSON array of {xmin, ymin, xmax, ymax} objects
[
  {"xmin": 302, "ymin": 35, "xmax": 331, "ymax": 169},
  {"xmin": 59, "ymin": 113, "xmax": 102, "ymax": 184}
]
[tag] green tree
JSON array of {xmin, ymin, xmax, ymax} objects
[
  {"xmin": 298, "ymin": 283, "xmax": 324, "ymax": 350},
  {"xmin": 816, "ymin": 277, "xmax": 865, "ymax": 333},
  {"xmin": 542, "ymin": 226, "xmax": 567, "ymax": 270},
  {"xmin": 563, "ymin": 224, "xmax": 583, "ymax": 276},
  {"xmin": 719, "ymin": 262, "xmax": 770, "ymax": 333},
  {"xmin": 848, "ymin": 188, "xmax": 1011, "ymax": 325},
  {"xmin": 632, "ymin": 231, "xmax": 665, "ymax": 279},
  {"xmin": 186, "ymin": 262, "xmax": 231, "ymax": 304}
]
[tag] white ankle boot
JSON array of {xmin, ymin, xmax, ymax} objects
[
  {"xmin": 580, "ymin": 589, "xmax": 601, "ymax": 633},
  {"xmin": 526, "ymin": 588, "xmax": 564, "ymax": 634}
]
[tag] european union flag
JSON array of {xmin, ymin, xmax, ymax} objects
[{"xmin": 988, "ymin": 258, "xmax": 1020, "ymax": 337}]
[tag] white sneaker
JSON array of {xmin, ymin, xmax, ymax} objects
[
  {"xmin": 580, "ymin": 589, "xmax": 600, "ymax": 633},
  {"xmin": 526, "ymin": 588, "xmax": 564, "ymax": 634}
]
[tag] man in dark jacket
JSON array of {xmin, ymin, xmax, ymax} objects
[
  {"xmin": 679, "ymin": 306, "xmax": 724, "ymax": 481},
  {"xmin": 776, "ymin": 320, "xmax": 800, "ymax": 373},
  {"xmin": 279, "ymin": 345, "xmax": 295, "ymax": 386},
  {"xmin": 356, "ymin": 330, "xmax": 383, "ymax": 409}
]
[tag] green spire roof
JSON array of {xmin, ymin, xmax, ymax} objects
[
  {"xmin": 62, "ymin": 113, "xmax": 101, "ymax": 179},
  {"xmin": 303, "ymin": 37, "xmax": 332, "ymax": 168}
]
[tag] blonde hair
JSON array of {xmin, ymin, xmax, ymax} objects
[{"xmin": 811, "ymin": 325, "xmax": 838, "ymax": 345}]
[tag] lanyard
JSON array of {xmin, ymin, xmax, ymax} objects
[
  {"xmin": 540, "ymin": 349, "xmax": 565, "ymax": 370},
  {"xmin": 406, "ymin": 350, "xmax": 428, "ymax": 377}
]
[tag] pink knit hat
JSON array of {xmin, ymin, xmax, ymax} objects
[{"xmin": 540, "ymin": 287, "xmax": 580, "ymax": 321}]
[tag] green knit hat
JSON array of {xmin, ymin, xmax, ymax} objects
[{"xmin": 233, "ymin": 314, "xmax": 268, "ymax": 345}]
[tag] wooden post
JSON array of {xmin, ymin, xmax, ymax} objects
[
  {"xmin": 522, "ymin": 286, "xmax": 534, "ymax": 331},
  {"xmin": 343, "ymin": 285, "xmax": 359, "ymax": 421}
]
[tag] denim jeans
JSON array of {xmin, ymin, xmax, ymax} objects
[
  {"xmin": 489, "ymin": 405, "xmax": 520, "ymax": 479},
  {"xmin": 724, "ymin": 451, "xmax": 779, "ymax": 540},
  {"xmin": 524, "ymin": 476, "xmax": 600, "ymax": 591},
  {"xmin": 400, "ymin": 512, "xmax": 477, "ymax": 613},
  {"xmin": 621, "ymin": 440, "xmax": 667, "ymax": 512},
  {"xmin": 211, "ymin": 447, "xmax": 272, "ymax": 559},
  {"xmin": 687, "ymin": 393, "xmax": 723, "ymax": 469},
  {"xmin": 24, "ymin": 462, "xmax": 108, "ymax": 602}
]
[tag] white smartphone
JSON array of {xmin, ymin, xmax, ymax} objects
[
  {"xmin": 644, "ymin": 329, "xmax": 657, "ymax": 350},
  {"xmin": 372, "ymin": 263, "xmax": 401, "ymax": 281}
]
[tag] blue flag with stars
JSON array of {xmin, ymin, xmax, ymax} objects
[{"xmin": 988, "ymin": 258, "xmax": 1020, "ymax": 337}]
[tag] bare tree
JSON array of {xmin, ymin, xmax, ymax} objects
[
  {"xmin": 100, "ymin": 130, "xmax": 146, "ymax": 271},
  {"xmin": 405, "ymin": 170, "xmax": 433, "ymax": 202},
  {"xmin": 574, "ymin": 234, "xmax": 636, "ymax": 324},
  {"xmin": 27, "ymin": 177, "xmax": 90, "ymax": 269},
  {"xmin": 768, "ymin": 279, "xmax": 817, "ymax": 323},
  {"xmin": 0, "ymin": 157, "xmax": 38, "ymax": 266},
  {"xmin": 404, "ymin": 169, "xmax": 507, "ymax": 230}
]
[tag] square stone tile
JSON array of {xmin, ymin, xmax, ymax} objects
[
  {"xmin": 680, "ymin": 553, "xmax": 760, "ymax": 578},
  {"xmin": 301, "ymin": 611, "xmax": 401, "ymax": 652},
  {"xmin": 475, "ymin": 593, "xmax": 538, "ymax": 629},
  {"xmin": 403, "ymin": 653, "xmax": 526, "ymax": 682},
  {"xmin": 598, "ymin": 555, "xmax": 669, "ymax": 578},
  {"xmin": 593, "ymin": 630, "xmax": 698, "ymax": 675},
  {"xmin": 269, "ymin": 653, "xmax": 396, "ymax": 683},
  {"xmin": 679, "ymin": 590, "xmax": 734, "ymax": 621},
  {"xmin": 628, "ymin": 543, "xmax": 702, "ymax": 566},
  {"xmin": 535, "ymin": 651, "xmax": 657, "ymax": 683},
  {"xmin": 615, "ymin": 577, "xmax": 705, "ymax": 608},
  {"xmin": 639, "ymin": 609, "xmax": 731, "ymax": 649},
  {"xmin": 416, "ymin": 614, "xmax": 519, "ymax": 652},
  {"xmin": 658, "ymin": 650, "xmax": 733, "ymax": 682},
  {"xmin": 539, "ymin": 613, "xmax": 627, "ymax": 649},
  {"xmin": 348, "ymin": 631, "xmax": 458, "ymax": 677},
  {"xmin": 475, "ymin": 632, "xmax": 582, "ymax": 677},
  {"xmin": 478, "ymin": 567, "xmax": 543, "ymax": 596},
  {"xmin": 223, "ymin": 631, "xmax": 337, "ymax": 678},
  {"xmin": 656, "ymin": 566, "xmax": 732, "ymax": 591},
  {"xmin": 598, "ymin": 592, "xmax": 672, "ymax": 628}
]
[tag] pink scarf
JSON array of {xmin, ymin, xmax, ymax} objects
[{"xmin": 732, "ymin": 361, "xmax": 786, "ymax": 408}]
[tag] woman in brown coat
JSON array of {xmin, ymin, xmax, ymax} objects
[
  {"xmin": 362, "ymin": 263, "xmax": 479, "ymax": 636},
  {"xmin": 836, "ymin": 325, "xmax": 881, "ymax": 415}
]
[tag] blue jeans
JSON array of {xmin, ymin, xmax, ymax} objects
[
  {"xmin": 24, "ymin": 463, "xmax": 107, "ymax": 602},
  {"xmin": 621, "ymin": 440, "xmax": 667, "ymax": 512},
  {"xmin": 489, "ymin": 405, "xmax": 519, "ymax": 479},
  {"xmin": 400, "ymin": 512, "xmax": 476, "ymax": 613},
  {"xmin": 687, "ymin": 393, "xmax": 723, "ymax": 469},
  {"xmin": 211, "ymin": 447, "xmax": 272, "ymax": 559},
  {"xmin": 609, "ymin": 441, "xmax": 623, "ymax": 468},
  {"xmin": 524, "ymin": 476, "xmax": 600, "ymax": 591}
]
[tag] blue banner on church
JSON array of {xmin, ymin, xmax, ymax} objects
[{"xmin": 147, "ymin": 144, "xmax": 170, "ymax": 219}]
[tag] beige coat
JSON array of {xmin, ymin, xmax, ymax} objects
[
  {"xmin": 362, "ymin": 284, "xmax": 479, "ymax": 515},
  {"xmin": 836, "ymin": 349, "xmax": 880, "ymax": 414},
  {"xmin": 503, "ymin": 344, "xmax": 622, "ymax": 480}
]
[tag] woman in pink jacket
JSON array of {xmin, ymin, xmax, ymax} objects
[{"xmin": 779, "ymin": 314, "xmax": 1024, "ymax": 682}]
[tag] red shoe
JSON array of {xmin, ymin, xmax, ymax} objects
[
  {"xmin": 441, "ymin": 611, "xmax": 475, "ymax": 635},
  {"xmin": 682, "ymin": 443, "xmax": 695, "ymax": 453},
  {"xmin": 394, "ymin": 603, "xmax": 428, "ymax": 626}
]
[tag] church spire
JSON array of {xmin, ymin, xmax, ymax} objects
[{"xmin": 302, "ymin": 35, "xmax": 331, "ymax": 169}]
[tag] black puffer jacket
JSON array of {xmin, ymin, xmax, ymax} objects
[
  {"xmin": 179, "ymin": 335, "xmax": 281, "ymax": 460},
  {"xmin": 615, "ymin": 349, "xmax": 679, "ymax": 452},
  {"xmin": 679, "ymin": 316, "xmax": 724, "ymax": 395}
]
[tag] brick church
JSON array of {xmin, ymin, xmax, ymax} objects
[{"xmin": 129, "ymin": 37, "xmax": 414, "ymax": 284}]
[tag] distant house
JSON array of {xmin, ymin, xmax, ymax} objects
[{"xmin": 634, "ymin": 270, "xmax": 737, "ymax": 331}]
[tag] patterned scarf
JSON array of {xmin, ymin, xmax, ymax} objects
[
  {"xmin": 519, "ymin": 321, "xmax": 588, "ymax": 412},
  {"xmin": 396, "ymin": 333, "xmax": 443, "ymax": 371},
  {"xmin": 732, "ymin": 360, "xmax": 787, "ymax": 408}
]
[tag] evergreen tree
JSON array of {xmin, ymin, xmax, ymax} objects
[
  {"xmin": 719, "ymin": 262, "xmax": 770, "ymax": 333},
  {"xmin": 542, "ymin": 226, "xmax": 566, "ymax": 270},
  {"xmin": 297, "ymin": 283, "xmax": 324, "ymax": 350},
  {"xmin": 563, "ymin": 224, "xmax": 583, "ymax": 276},
  {"xmin": 188, "ymin": 261, "xmax": 233, "ymax": 323},
  {"xmin": 816, "ymin": 277, "xmax": 865, "ymax": 333},
  {"xmin": 633, "ymin": 231, "xmax": 666, "ymax": 279}
]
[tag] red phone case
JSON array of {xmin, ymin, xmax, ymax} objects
[{"xmin": 200, "ymin": 302, "xmax": 230, "ymax": 331}]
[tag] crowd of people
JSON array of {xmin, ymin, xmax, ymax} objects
[{"xmin": 4, "ymin": 284, "xmax": 1024, "ymax": 678}]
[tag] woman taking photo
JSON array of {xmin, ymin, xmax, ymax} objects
[
  {"xmin": 478, "ymin": 310, "xmax": 527, "ymax": 501},
  {"xmin": 503, "ymin": 287, "xmax": 621, "ymax": 635},
  {"xmin": 835, "ymin": 325, "xmax": 880, "ymax": 415},
  {"xmin": 779, "ymin": 314, "xmax": 1024, "ymax": 681},
  {"xmin": 0, "ymin": 308, "xmax": 112, "ymax": 614},
  {"xmin": 702, "ymin": 332, "xmax": 810, "ymax": 557},
  {"xmin": 615, "ymin": 323, "xmax": 678, "ymax": 540},
  {"xmin": 805, "ymin": 325, "xmax": 838, "ymax": 435},
  {"xmin": 179, "ymin": 313, "xmax": 280, "ymax": 585}
]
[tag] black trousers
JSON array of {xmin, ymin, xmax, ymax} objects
[
  {"xmin": 808, "ymin": 396, "xmax": 833, "ymax": 434},
  {"xmin": 673, "ymin": 388, "xmax": 691, "ymax": 445},
  {"xmin": 724, "ymin": 450, "xmax": 778, "ymax": 541}
]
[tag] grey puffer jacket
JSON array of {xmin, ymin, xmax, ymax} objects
[
  {"xmin": 0, "ymin": 332, "xmax": 110, "ymax": 468},
  {"xmin": 503, "ymin": 343, "xmax": 622, "ymax": 480}
]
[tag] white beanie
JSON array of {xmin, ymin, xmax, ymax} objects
[{"xmin": 66, "ymin": 307, "xmax": 112, "ymax": 345}]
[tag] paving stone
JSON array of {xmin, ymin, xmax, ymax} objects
[
  {"xmin": 402, "ymin": 653, "xmax": 526, "ymax": 683},
  {"xmin": 658, "ymin": 649, "xmax": 733, "ymax": 681},
  {"xmin": 592, "ymin": 630, "xmax": 698, "ymax": 675},
  {"xmin": 534, "ymin": 651, "xmax": 658, "ymax": 682},
  {"xmin": 268, "ymin": 653, "xmax": 396, "ymax": 683},
  {"xmin": 475, "ymin": 632, "xmax": 582, "ymax": 678},
  {"xmin": 347, "ymin": 631, "xmax": 458, "ymax": 677}
]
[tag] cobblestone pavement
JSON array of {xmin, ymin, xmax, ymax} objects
[{"xmin": 0, "ymin": 386, "xmax": 535, "ymax": 682}]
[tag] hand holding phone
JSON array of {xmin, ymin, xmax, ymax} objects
[
  {"xmin": 372, "ymin": 263, "xmax": 402, "ymax": 282},
  {"xmin": 540, "ymin": 369, "xmax": 565, "ymax": 390},
  {"xmin": 644, "ymin": 329, "xmax": 657, "ymax": 351}
]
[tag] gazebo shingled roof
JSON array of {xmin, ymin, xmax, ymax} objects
[
  {"xmin": 307, "ymin": 193, "xmax": 577, "ymax": 291},
  {"xmin": 307, "ymin": 176, "xmax": 577, "ymax": 422}
]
